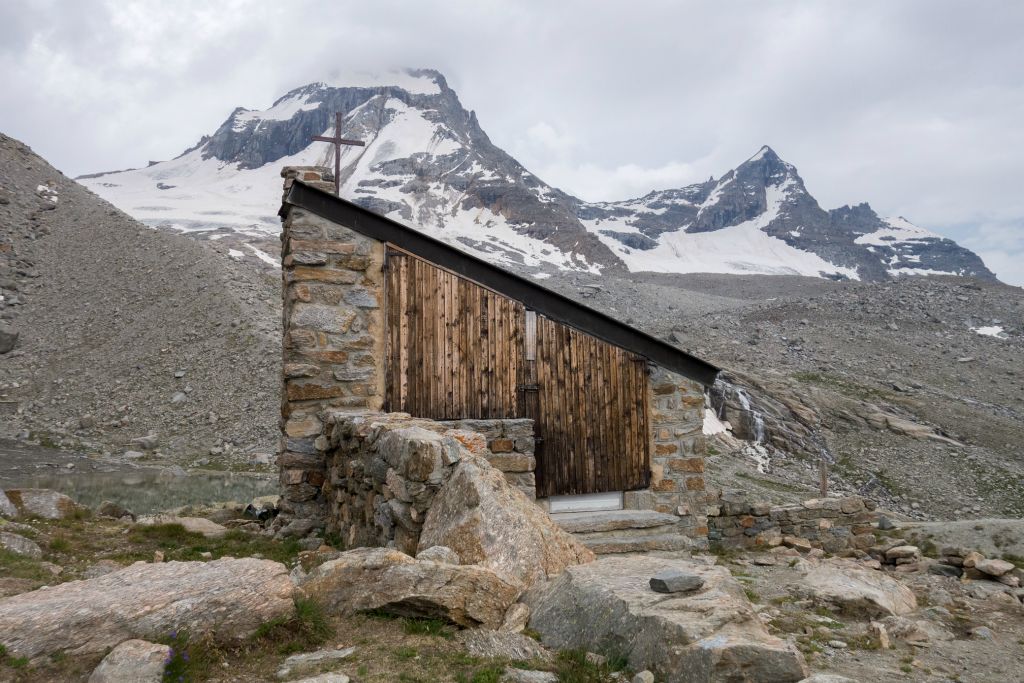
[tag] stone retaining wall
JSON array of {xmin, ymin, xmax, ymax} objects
[
  {"xmin": 320, "ymin": 411, "xmax": 534, "ymax": 553},
  {"xmin": 708, "ymin": 491, "xmax": 879, "ymax": 552},
  {"xmin": 436, "ymin": 418, "xmax": 536, "ymax": 499}
]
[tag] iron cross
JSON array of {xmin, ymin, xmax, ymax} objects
[{"xmin": 311, "ymin": 111, "xmax": 365, "ymax": 195}]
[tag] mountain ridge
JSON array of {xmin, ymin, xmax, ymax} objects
[{"xmin": 79, "ymin": 69, "xmax": 996, "ymax": 283}]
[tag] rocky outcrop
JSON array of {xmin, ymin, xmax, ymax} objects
[
  {"xmin": 797, "ymin": 561, "xmax": 917, "ymax": 617},
  {"xmin": 418, "ymin": 452, "xmax": 594, "ymax": 589},
  {"xmin": 87, "ymin": 639, "xmax": 171, "ymax": 683},
  {"xmin": 3, "ymin": 488, "xmax": 83, "ymax": 519},
  {"xmin": 0, "ymin": 558, "xmax": 294, "ymax": 661},
  {"xmin": 299, "ymin": 547, "xmax": 520, "ymax": 629},
  {"xmin": 524, "ymin": 556, "xmax": 808, "ymax": 683}
]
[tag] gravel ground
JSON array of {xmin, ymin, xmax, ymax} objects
[{"xmin": 0, "ymin": 133, "xmax": 282, "ymax": 466}]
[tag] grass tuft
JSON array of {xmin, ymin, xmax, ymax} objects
[{"xmin": 252, "ymin": 596, "xmax": 333, "ymax": 655}]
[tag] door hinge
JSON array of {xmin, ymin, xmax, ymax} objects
[{"xmin": 517, "ymin": 383, "xmax": 540, "ymax": 392}]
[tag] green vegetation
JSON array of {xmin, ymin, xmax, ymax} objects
[
  {"xmin": 0, "ymin": 644, "xmax": 29, "ymax": 669},
  {"xmin": 0, "ymin": 547, "xmax": 53, "ymax": 583},
  {"xmin": 126, "ymin": 524, "xmax": 302, "ymax": 565},
  {"xmin": 402, "ymin": 617, "xmax": 452, "ymax": 639},
  {"xmin": 792, "ymin": 371, "xmax": 892, "ymax": 402},
  {"xmin": 252, "ymin": 597, "xmax": 334, "ymax": 655}
]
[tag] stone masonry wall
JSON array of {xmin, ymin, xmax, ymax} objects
[
  {"xmin": 708, "ymin": 490, "xmax": 879, "ymax": 552},
  {"xmin": 627, "ymin": 366, "xmax": 709, "ymax": 540},
  {"xmin": 277, "ymin": 166, "xmax": 386, "ymax": 530},
  {"xmin": 320, "ymin": 411, "xmax": 534, "ymax": 554}
]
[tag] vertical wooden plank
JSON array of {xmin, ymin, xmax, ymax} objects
[
  {"xmin": 557, "ymin": 322, "xmax": 572, "ymax": 494},
  {"xmin": 443, "ymin": 270, "xmax": 453, "ymax": 418},
  {"xmin": 593, "ymin": 335, "xmax": 606, "ymax": 492},
  {"xmin": 616, "ymin": 349, "xmax": 627, "ymax": 489},
  {"xmin": 398, "ymin": 253, "xmax": 408, "ymax": 411},
  {"xmin": 639, "ymin": 357, "xmax": 650, "ymax": 489}
]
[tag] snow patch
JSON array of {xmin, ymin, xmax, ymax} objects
[
  {"xmin": 232, "ymin": 92, "xmax": 319, "ymax": 131},
  {"xmin": 583, "ymin": 177, "xmax": 860, "ymax": 279},
  {"xmin": 971, "ymin": 325, "xmax": 1008, "ymax": 339},
  {"xmin": 245, "ymin": 244, "xmax": 280, "ymax": 267},
  {"xmin": 228, "ymin": 249, "xmax": 245, "ymax": 260},
  {"xmin": 855, "ymin": 216, "xmax": 940, "ymax": 246},
  {"xmin": 703, "ymin": 410, "xmax": 728, "ymax": 436}
]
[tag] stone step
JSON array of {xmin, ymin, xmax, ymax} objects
[
  {"xmin": 549, "ymin": 510, "xmax": 681, "ymax": 535},
  {"xmin": 581, "ymin": 533, "xmax": 695, "ymax": 555}
]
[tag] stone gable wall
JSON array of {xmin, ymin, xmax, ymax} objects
[{"xmin": 278, "ymin": 166, "xmax": 386, "ymax": 526}]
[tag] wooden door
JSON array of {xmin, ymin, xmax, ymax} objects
[{"xmin": 527, "ymin": 314, "xmax": 650, "ymax": 497}]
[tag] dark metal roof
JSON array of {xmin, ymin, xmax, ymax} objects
[{"xmin": 282, "ymin": 180, "xmax": 720, "ymax": 385}]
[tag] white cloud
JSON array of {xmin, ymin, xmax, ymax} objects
[{"xmin": 0, "ymin": 0, "xmax": 1021, "ymax": 281}]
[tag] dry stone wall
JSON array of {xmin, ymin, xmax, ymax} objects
[
  {"xmin": 708, "ymin": 490, "xmax": 879, "ymax": 552},
  {"xmin": 437, "ymin": 418, "xmax": 536, "ymax": 499},
  {"xmin": 321, "ymin": 411, "xmax": 533, "ymax": 554}
]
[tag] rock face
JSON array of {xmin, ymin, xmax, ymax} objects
[
  {"xmin": 524, "ymin": 556, "xmax": 808, "ymax": 683},
  {"xmin": 0, "ymin": 558, "xmax": 294, "ymax": 661},
  {"xmin": 418, "ymin": 454, "xmax": 594, "ymax": 589},
  {"xmin": 798, "ymin": 561, "xmax": 917, "ymax": 617},
  {"xmin": 0, "ymin": 531, "xmax": 43, "ymax": 559},
  {"xmin": 87, "ymin": 639, "xmax": 171, "ymax": 683},
  {"xmin": 299, "ymin": 547, "xmax": 520, "ymax": 629},
  {"xmin": 3, "ymin": 488, "xmax": 82, "ymax": 519}
]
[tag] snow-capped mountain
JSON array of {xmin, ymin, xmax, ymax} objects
[{"xmin": 80, "ymin": 68, "xmax": 995, "ymax": 282}]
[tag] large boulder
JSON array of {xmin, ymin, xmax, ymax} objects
[
  {"xmin": 3, "ymin": 489, "xmax": 83, "ymax": 519},
  {"xmin": 418, "ymin": 455, "xmax": 593, "ymax": 589},
  {"xmin": 0, "ymin": 558, "xmax": 294, "ymax": 661},
  {"xmin": 798, "ymin": 561, "xmax": 917, "ymax": 618},
  {"xmin": 524, "ymin": 556, "xmax": 808, "ymax": 683},
  {"xmin": 0, "ymin": 531, "xmax": 43, "ymax": 559},
  {"xmin": 88, "ymin": 639, "xmax": 170, "ymax": 683},
  {"xmin": 299, "ymin": 547, "xmax": 519, "ymax": 629}
]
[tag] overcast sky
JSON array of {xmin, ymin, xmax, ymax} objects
[{"xmin": 2, "ymin": 0, "xmax": 1022, "ymax": 285}]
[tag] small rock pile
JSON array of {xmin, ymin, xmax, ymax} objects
[{"xmin": 931, "ymin": 546, "xmax": 1020, "ymax": 586}]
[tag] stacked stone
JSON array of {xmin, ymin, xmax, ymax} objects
[
  {"xmin": 708, "ymin": 492, "xmax": 878, "ymax": 552},
  {"xmin": 438, "ymin": 418, "xmax": 536, "ymax": 499},
  {"xmin": 635, "ymin": 366, "xmax": 709, "ymax": 542},
  {"xmin": 278, "ymin": 166, "xmax": 386, "ymax": 530},
  {"xmin": 321, "ymin": 412, "xmax": 535, "ymax": 555},
  {"xmin": 932, "ymin": 547, "xmax": 1020, "ymax": 586}
]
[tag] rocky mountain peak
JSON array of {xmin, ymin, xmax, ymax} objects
[{"xmin": 79, "ymin": 70, "xmax": 996, "ymax": 283}]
